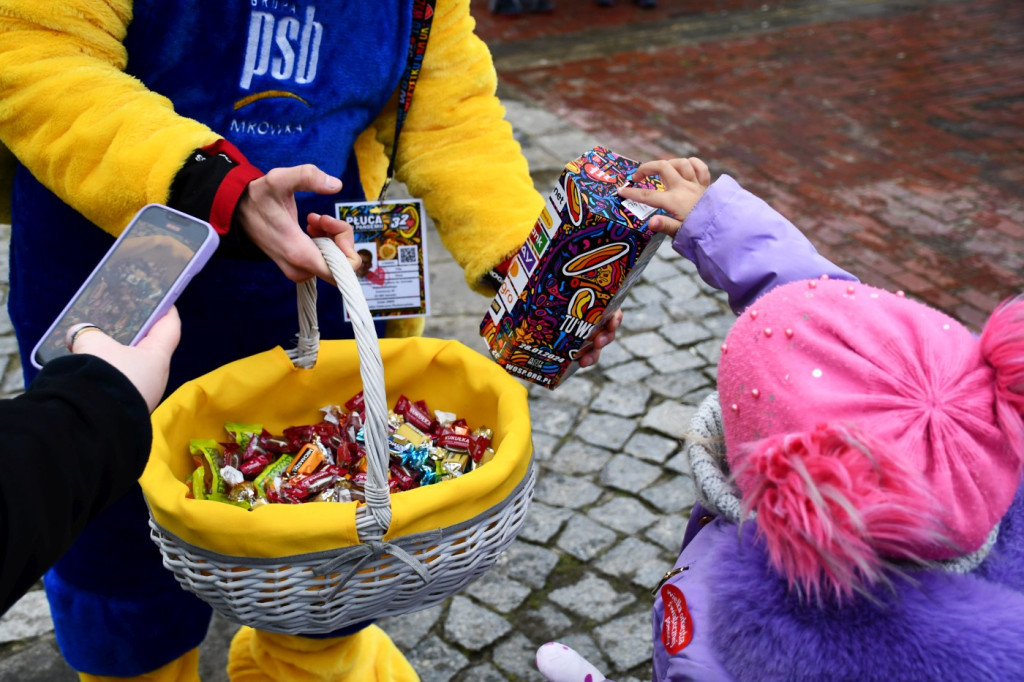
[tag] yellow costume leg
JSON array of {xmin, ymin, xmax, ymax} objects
[
  {"xmin": 227, "ymin": 626, "xmax": 419, "ymax": 682},
  {"xmin": 78, "ymin": 648, "xmax": 200, "ymax": 682}
]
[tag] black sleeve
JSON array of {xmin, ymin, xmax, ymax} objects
[
  {"xmin": 0, "ymin": 355, "xmax": 152, "ymax": 615},
  {"xmin": 167, "ymin": 139, "xmax": 268, "ymax": 260}
]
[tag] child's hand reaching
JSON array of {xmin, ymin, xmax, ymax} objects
[{"xmin": 617, "ymin": 157, "xmax": 711, "ymax": 237}]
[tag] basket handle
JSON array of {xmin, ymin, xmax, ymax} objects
[{"xmin": 290, "ymin": 237, "xmax": 393, "ymax": 540}]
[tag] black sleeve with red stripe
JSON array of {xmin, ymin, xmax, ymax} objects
[
  {"xmin": 167, "ymin": 139, "xmax": 266, "ymax": 258},
  {"xmin": 170, "ymin": 140, "xmax": 521, "ymax": 282}
]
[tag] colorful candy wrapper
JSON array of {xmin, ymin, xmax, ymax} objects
[
  {"xmin": 396, "ymin": 394, "xmax": 434, "ymax": 432},
  {"xmin": 190, "ymin": 440, "xmax": 226, "ymax": 496},
  {"xmin": 438, "ymin": 432, "xmax": 470, "ymax": 452},
  {"xmin": 395, "ymin": 422, "xmax": 428, "ymax": 447},
  {"xmin": 257, "ymin": 428, "xmax": 291, "ymax": 455},
  {"xmin": 185, "ymin": 397, "xmax": 494, "ymax": 510},
  {"xmin": 228, "ymin": 481, "xmax": 258, "ymax": 509},
  {"xmin": 224, "ymin": 422, "xmax": 262, "ymax": 449},
  {"xmin": 435, "ymin": 409, "xmax": 457, "ymax": 428},
  {"xmin": 190, "ymin": 467, "xmax": 207, "ymax": 500},
  {"xmin": 344, "ymin": 391, "xmax": 364, "ymax": 413},
  {"xmin": 220, "ymin": 465, "xmax": 245, "ymax": 488},
  {"xmin": 254, "ymin": 454, "xmax": 294, "ymax": 499},
  {"xmin": 239, "ymin": 453, "xmax": 272, "ymax": 477},
  {"xmin": 287, "ymin": 440, "xmax": 326, "ymax": 476},
  {"xmin": 441, "ymin": 451, "xmax": 470, "ymax": 477}
]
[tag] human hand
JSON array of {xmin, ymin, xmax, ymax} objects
[
  {"xmin": 237, "ymin": 164, "xmax": 361, "ymax": 282},
  {"xmin": 617, "ymin": 157, "xmax": 711, "ymax": 237},
  {"xmin": 307, "ymin": 211, "xmax": 361, "ymax": 273},
  {"xmin": 67, "ymin": 307, "xmax": 182, "ymax": 412},
  {"xmin": 577, "ymin": 309, "xmax": 622, "ymax": 368}
]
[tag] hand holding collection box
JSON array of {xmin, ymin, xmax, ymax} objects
[{"xmin": 480, "ymin": 146, "xmax": 666, "ymax": 389}]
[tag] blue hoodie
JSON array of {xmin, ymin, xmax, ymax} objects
[{"xmin": 11, "ymin": 1, "xmax": 409, "ymax": 391}]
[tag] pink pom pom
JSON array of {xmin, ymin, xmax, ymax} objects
[
  {"xmin": 735, "ymin": 424, "xmax": 941, "ymax": 604},
  {"xmin": 981, "ymin": 295, "xmax": 1024, "ymax": 447}
]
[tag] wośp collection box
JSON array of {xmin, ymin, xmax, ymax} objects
[{"xmin": 480, "ymin": 146, "xmax": 666, "ymax": 389}]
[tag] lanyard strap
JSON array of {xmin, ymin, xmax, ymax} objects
[{"xmin": 378, "ymin": 0, "xmax": 436, "ymax": 201}]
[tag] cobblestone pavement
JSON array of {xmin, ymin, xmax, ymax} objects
[{"xmin": 1, "ymin": 0, "xmax": 1021, "ymax": 680}]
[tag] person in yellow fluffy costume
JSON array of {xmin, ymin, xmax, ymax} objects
[{"xmin": 0, "ymin": 1, "xmax": 618, "ymax": 680}]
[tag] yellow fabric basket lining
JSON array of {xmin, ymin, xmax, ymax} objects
[{"xmin": 142, "ymin": 336, "xmax": 531, "ymax": 559}]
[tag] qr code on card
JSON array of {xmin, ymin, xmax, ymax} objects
[{"xmin": 398, "ymin": 245, "xmax": 418, "ymax": 265}]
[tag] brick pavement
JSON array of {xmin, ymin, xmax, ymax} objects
[{"xmin": 1, "ymin": 1, "xmax": 1021, "ymax": 680}]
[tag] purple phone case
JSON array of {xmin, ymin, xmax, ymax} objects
[{"xmin": 30, "ymin": 204, "xmax": 219, "ymax": 369}]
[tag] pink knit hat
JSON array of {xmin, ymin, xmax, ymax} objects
[{"xmin": 718, "ymin": 278, "xmax": 1024, "ymax": 602}]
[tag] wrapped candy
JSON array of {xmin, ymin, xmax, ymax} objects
[
  {"xmin": 470, "ymin": 427, "xmax": 493, "ymax": 463},
  {"xmin": 395, "ymin": 395, "xmax": 434, "ymax": 432},
  {"xmin": 184, "ymin": 394, "xmax": 493, "ymax": 509},
  {"xmin": 254, "ymin": 454, "xmax": 294, "ymax": 498},
  {"xmin": 190, "ymin": 440, "xmax": 226, "ymax": 497}
]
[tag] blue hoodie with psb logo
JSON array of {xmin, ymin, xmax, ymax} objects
[
  {"xmin": 10, "ymin": 1, "xmax": 411, "ymax": 675},
  {"xmin": 13, "ymin": 1, "xmax": 411, "ymax": 390}
]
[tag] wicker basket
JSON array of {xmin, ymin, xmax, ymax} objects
[{"xmin": 142, "ymin": 238, "xmax": 535, "ymax": 635}]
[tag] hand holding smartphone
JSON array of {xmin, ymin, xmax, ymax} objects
[{"xmin": 31, "ymin": 204, "xmax": 219, "ymax": 369}]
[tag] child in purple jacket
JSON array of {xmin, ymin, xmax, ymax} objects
[{"xmin": 535, "ymin": 158, "xmax": 1024, "ymax": 681}]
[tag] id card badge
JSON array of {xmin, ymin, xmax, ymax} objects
[{"xmin": 334, "ymin": 199, "xmax": 430, "ymax": 320}]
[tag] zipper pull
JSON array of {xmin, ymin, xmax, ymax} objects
[{"xmin": 652, "ymin": 565, "xmax": 688, "ymax": 596}]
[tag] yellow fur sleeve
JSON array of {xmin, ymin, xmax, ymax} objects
[
  {"xmin": 0, "ymin": 0, "xmax": 220, "ymax": 236},
  {"xmin": 372, "ymin": 0, "xmax": 545, "ymax": 296}
]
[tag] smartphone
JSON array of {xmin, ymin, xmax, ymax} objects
[{"xmin": 30, "ymin": 204, "xmax": 219, "ymax": 369}]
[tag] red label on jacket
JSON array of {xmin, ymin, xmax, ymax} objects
[{"xmin": 660, "ymin": 583, "xmax": 693, "ymax": 654}]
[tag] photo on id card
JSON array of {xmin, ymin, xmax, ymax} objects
[{"xmin": 334, "ymin": 199, "xmax": 430, "ymax": 320}]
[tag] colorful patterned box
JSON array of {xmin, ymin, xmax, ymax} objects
[{"xmin": 480, "ymin": 146, "xmax": 666, "ymax": 389}]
